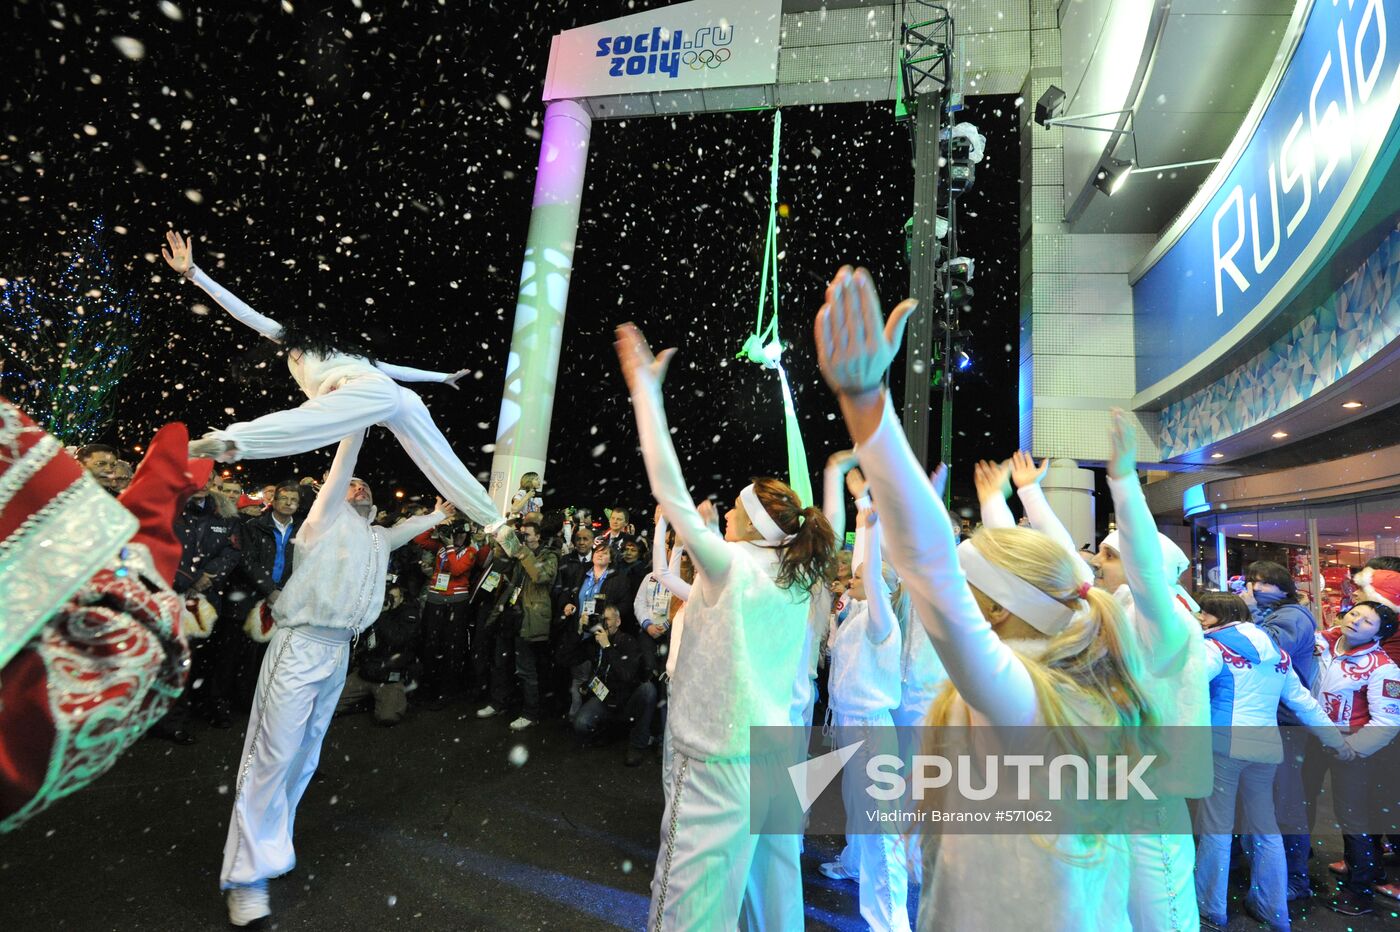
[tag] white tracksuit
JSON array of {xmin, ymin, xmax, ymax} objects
[
  {"xmin": 984, "ymin": 476, "xmax": 1212, "ymax": 932},
  {"xmin": 829, "ymin": 516, "xmax": 911, "ymax": 932},
  {"xmin": 186, "ymin": 266, "xmax": 500, "ymax": 528},
  {"xmin": 650, "ymin": 541, "xmax": 809, "ymax": 931},
  {"xmin": 219, "ymin": 433, "xmax": 441, "ymax": 890}
]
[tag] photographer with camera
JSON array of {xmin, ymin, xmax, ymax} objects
[
  {"xmin": 471, "ymin": 519, "xmax": 528, "ymax": 721},
  {"xmin": 560, "ymin": 539, "xmax": 635, "ymax": 719},
  {"xmin": 569, "ymin": 604, "xmax": 658, "ymax": 766},
  {"xmin": 412, "ymin": 517, "xmax": 478, "ymax": 710},
  {"xmin": 335, "ymin": 585, "xmax": 420, "ymax": 726},
  {"xmin": 492, "ymin": 520, "xmax": 559, "ymax": 730}
]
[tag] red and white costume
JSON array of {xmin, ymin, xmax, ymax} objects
[
  {"xmin": 0, "ymin": 400, "xmax": 211, "ymax": 832},
  {"xmin": 1313, "ymin": 628, "xmax": 1400, "ymax": 757}
]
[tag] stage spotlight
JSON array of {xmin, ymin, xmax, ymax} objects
[
  {"xmin": 1093, "ymin": 158, "xmax": 1133, "ymax": 196},
  {"xmin": 945, "ymin": 136, "xmax": 976, "ymax": 195},
  {"xmin": 1035, "ymin": 85, "xmax": 1065, "ymax": 127},
  {"xmin": 956, "ymin": 350, "xmax": 972, "ymax": 371}
]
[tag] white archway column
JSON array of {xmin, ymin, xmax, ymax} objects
[{"xmin": 487, "ymin": 99, "xmax": 593, "ymax": 509}]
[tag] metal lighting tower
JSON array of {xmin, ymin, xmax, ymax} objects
[{"xmin": 899, "ymin": 3, "xmax": 955, "ymax": 493}]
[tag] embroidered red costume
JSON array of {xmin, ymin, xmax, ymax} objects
[{"xmin": 0, "ymin": 399, "xmax": 211, "ymax": 832}]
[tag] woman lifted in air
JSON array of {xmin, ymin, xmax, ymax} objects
[{"xmin": 161, "ymin": 231, "xmax": 501, "ymax": 528}]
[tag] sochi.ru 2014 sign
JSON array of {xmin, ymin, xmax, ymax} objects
[
  {"xmin": 1132, "ymin": 0, "xmax": 1400, "ymax": 398},
  {"xmin": 542, "ymin": 0, "xmax": 781, "ymax": 102}
]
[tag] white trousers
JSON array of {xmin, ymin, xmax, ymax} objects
[
  {"xmin": 220, "ymin": 626, "xmax": 350, "ymax": 889},
  {"xmin": 1127, "ymin": 797, "xmax": 1199, "ymax": 932},
  {"xmin": 211, "ymin": 374, "xmax": 499, "ymax": 527},
  {"xmin": 649, "ymin": 752, "xmax": 804, "ymax": 931},
  {"xmin": 890, "ymin": 702, "xmax": 928, "ymax": 887},
  {"xmin": 661, "ymin": 719, "xmax": 675, "ymax": 807},
  {"xmin": 835, "ymin": 712, "xmax": 912, "ymax": 932}
]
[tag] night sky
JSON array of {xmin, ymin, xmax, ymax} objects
[{"xmin": 2, "ymin": 0, "xmax": 1020, "ymax": 516}]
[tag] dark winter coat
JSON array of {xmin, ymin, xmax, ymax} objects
[
  {"xmin": 1251, "ymin": 591, "xmax": 1319, "ymax": 725},
  {"xmin": 568, "ymin": 628, "xmax": 656, "ymax": 709},
  {"xmin": 356, "ymin": 600, "xmax": 422, "ymax": 685},
  {"xmin": 564, "ymin": 566, "xmax": 637, "ymax": 633},
  {"xmin": 173, "ymin": 496, "xmax": 241, "ymax": 613},
  {"xmin": 238, "ymin": 511, "xmax": 299, "ymax": 599}
]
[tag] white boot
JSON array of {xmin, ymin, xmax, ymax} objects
[{"xmin": 226, "ymin": 879, "xmax": 270, "ymax": 927}]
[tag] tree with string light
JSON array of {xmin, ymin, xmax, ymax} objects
[{"xmin": 0, "ymin": 217, "xmax": 146, "ymax": 444}]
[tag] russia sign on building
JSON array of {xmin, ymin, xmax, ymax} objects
[
  {"xmin": 1132, "ymin": 0, "xmax": 1400, "ymax": 401},
  {"xmin": 542, "ymin": 0, "xmax": 782, "ymax": 102}
]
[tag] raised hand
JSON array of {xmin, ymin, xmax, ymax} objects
[
  {"xmin": 1009, "ymin": 451, "xmax": 1049, "ymax": 489},
  {"xmin": 1107, "ymin": 408, "xmax": 1137, "ymax": 480},
  {"xmin": 814, "ymin": 266, "xmax": 918, "ymax": 399},
  {"xmin": 444, "ymin": 368, "xmax": 470, "ymax": 390},
  {"xmin": 930, "ymin": 464, "xmax": 949, "ymax": 500},
  {"xmin": 973, "ymin": 460, "xmax": 1012, "ymax": 503},
  {"xmin": 161, "ymin": 230, "xmax": 195, "ymax": 277},
  {"xmin": 845, "ymin": 466, "xmax": 869, "ymax": 501},
  {"xmin": 615, "ymin": 323, "xmax": 676, "ymax": 397},
  {"xmin": 435, "ymin": 497, "xmax": 457, "ymax": 523},
  {"xmin": 697, "ymin": 499, "xmax": 719, "ymax": 531}
]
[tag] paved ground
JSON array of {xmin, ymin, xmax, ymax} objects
[{"xmin": 0, "ymin": 697, "xmax": 1395, "ymax": 930}]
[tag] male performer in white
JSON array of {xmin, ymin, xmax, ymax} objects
[{"xmin": 221, "ymin": 429, "xmax": 452, "ymax": 927}]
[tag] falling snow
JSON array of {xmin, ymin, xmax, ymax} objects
[{"xmin": 1, "ymin": 0, "xmax": 1020, "ymax": 509}]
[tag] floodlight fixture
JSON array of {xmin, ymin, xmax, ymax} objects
[
  {"xmin": 1035, "ymin": 85, "xmax": 1134, "ymax": 142},
  {"xmin": 1034, "ymin": 85, "xmax": 1065, "ymax": 127},
  {"xmin": 1092, "ymin": 156, "xmax": 1223, "ymax": 197},
  {"xmin": 1094, "ymin": 158, "xmax": 1134, "ymax": 196}
]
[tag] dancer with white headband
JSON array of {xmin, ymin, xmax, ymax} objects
[
  {"xmin": 979, "ymin": 438, "xmax": 1212, "ymax": 931},
  {"xmin": 614, "ymin": 322, "xmax": 835, "ymax": 931},
  {"xmin": 821, "ymin": 468, "xmax": 913, "ymax": 931},
  {"xmin": 160, "ymin": 232, "xmax": 501, "ymax": 528},
  {"xmin": 815, "ymin": 266, "xmax": 1156, "ymax": 931}
]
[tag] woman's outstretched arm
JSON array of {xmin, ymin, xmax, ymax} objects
[
  {"xmin": 815, "ymin": 267, "xmax": 1037, "ymax": 727},
  {"xmin": 614, "ymin": 324, "xmax": 731, "ymax": 585},
  {"xmin": 162, "ymin": 231, "xmax": 285, "ymax": 342},
  {"xmin": 373, "ymin": 361, "xmax": 471, "ymax": 387}
]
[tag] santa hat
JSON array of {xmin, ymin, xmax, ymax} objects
[
  {"xmin": 245, "ymin": 599, "xmax": 277, "ymax": 643},
  {"xmin": 182, "ymin": 592, "xmax": 217, "ymax": 638},
  {"xmin": 1363, "ymin": 569, "xmax": 1400, "ymax": 611},
  {"xmin": 237, "ymin": 493, "xmax": 262, "ymax": 510}
]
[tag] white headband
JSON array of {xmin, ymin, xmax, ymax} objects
[
  {"xmin": 1099, "ymin": 529, "xmax": 1196, "ymax": 609},
  {"xmin": 740, "ymin": 483, "xmax": 794, "ymax": 545},
  {"xmin": 958, "ymin": 540, "xmax": 1077, "ymax": 636}
]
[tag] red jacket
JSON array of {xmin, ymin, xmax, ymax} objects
[{"xmin": 414, "ymin": 530, "xmax": 477, "ymax": 597}]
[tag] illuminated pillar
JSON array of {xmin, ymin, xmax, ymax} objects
[{"xmin": 488, "ymin": 98, "xmax": 593, "ymax": 509}]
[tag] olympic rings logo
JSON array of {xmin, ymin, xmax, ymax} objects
[{"xmin": 682, "ymin": 48, "xmax": 731, "ymax": 69}]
